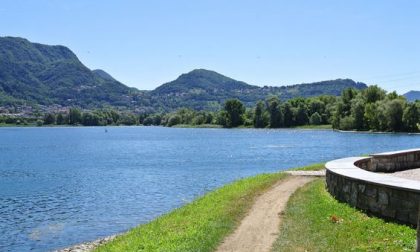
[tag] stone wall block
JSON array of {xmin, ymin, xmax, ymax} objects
[
  {"xmin": 350, "ymin": 183, "xmax": 358, "ymax": 205},
  {"xmin": 396, "ymin": 210, "xmax": 410, "ymax": 223},
  {"xmin": 365, "ymin": 186, "xmax": 377, "ymax": 197},
  {"xmin": 378, "ymin": 190, "xmax": 389, "ymax": 205},
  {"xmin": 381, "ymin": 208, "xmax": 396, "ymax": 218},
  {"xmin": 326, "ymin": 149, "xmax": 420, "ymax": 226},
  {"xmin": 409, "ymin": 212, "xmax": 418, "ymax": 224}
]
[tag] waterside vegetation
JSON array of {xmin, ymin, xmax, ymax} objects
[
  {"xmin": 94, "ymin": 165, "xmax": 415, "ymax": 252},
  {"xmin": 2, "ymin": 86, "xmax": 418, "ymax": 132},
  {"xmin": 95, "ymin": 172, "xmax": 287, "ymax": 252},
  {"xmin": 273, "ymin": 179, "xmax": 415, "ymax": 251}
]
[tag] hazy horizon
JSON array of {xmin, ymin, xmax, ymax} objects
[{"xmin": 1, "ymin": 0, "xmax": 419, "ymax": 93}]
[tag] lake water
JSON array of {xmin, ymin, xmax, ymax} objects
[{"xmin": 0, "ymin": 127, "xmax": 419, "ymax": 251}]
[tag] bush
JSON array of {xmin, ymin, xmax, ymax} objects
[
  {"xmin": 36, "ymin": 119, "xmax": 43, "ymax": 127},
  {"xmin": 309, "ymin": 112, "xmax": 322, "ymax": 125},
  {"xmin": 167, "ymin": 115, "xmax": 181, "ymax": 127},
  {"xmin": 339, "ymin": 116, "xmax": 354, "ymax": 130}
]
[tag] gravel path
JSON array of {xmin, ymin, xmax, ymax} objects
[
  {"xmin": 216, "ymin": 176, "xmax": 316, "ymax": 252},
  {"xmin": 389, "ymin": 168, "xmax": 420, "ymax": 181},
  {"xmin": 56, "ymin": 171, "xmax": 324, "ymax": 252}
]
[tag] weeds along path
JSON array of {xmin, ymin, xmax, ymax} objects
[{"xmin": 216, "ymin": 175, "xmax": 316, "ymax": 252}]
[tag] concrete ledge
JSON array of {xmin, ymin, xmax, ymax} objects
[{"xmin": 326, "ymin": 148, "xmax": 420, "ymax": 226}]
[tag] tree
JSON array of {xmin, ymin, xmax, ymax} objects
[
  {"xmin": 43, "ymin": 113, "xmax": 56, "ymax": 125},
  {"xmin": 253, "ymin": 101, "xmax": 266, "ymax": 128},
  {"xmin": 351, "ymin": 97, "xmax": 365, "ymax": 130},
  {"xmin": 192, "ymin": 114, "xmax": 206, "ymax": 125},
  {"xmin": 167, "ymin": 114, "xmax": 181, "ymax": 127},
  {"xmin": 68, "ymin": 108, "xmax": 82, "ymax": 125},
  {"xmin": 375, "ymin": 101, "xmax": 389, "ymax": 131},
  {"xmin": 282, "ymin": 102, "xmax": 294, "ymax": 127},
  {"xmin": 309, "ymin": 112, "xmax": 322, "ymax": 125},
  {"xmin": 385, "ymin": 99, "xmax": 405, "ymax": 131},
  {"xmin": 177, "ymin": 108, "xmax": 195, "ymax": 124},
  {"xmin": 82, "ymin": 112, "xmax": 100, "ymax": 126},
  {"xmin": 332, "ymin": 102, "xmax": 344, "ymax": 129},
  {"xmin": 223, "ymin": 99, "xmax": 245, "ymax": 128},
  {"xmin": 341, "ymin": 88, "xmax": 358, "ymax": 115},
  {"xmin": 267, "ymin": 97, "xmax": 283, "ymax": 128},
  {"xmin": 308, "ymin": 98, "xmax": 325, "ymax": 116},
  {"xmin": 295, "ymin": 105, "xmax": 309, "ymax": 126},
  {"xmin": 363, "ymin": 85, "xmax": 385, "ymax": 103},
  {"xmin": 56, "ymin": 113, "xmax": 66, "ymax": 125},
  {"xmin": 119, "ymin": 114, "xmax": 138, "ymax": 125},
  {"xmin": 364, "ymin": 103, "xmax": 379, "ymax": 130},
  {"xmin": 242, "ymin": 109, "xmax": 254, "ymax": 127},
  {"xmin": 402, "ymin": 103, "xmax": 419, "ymax": 132},
  {"xmin": 215, "ymin": 111, "xmax": 228, "ymax": 126},
  {"xmin": 143, "ymin": 117, "xmax": 154, "ymax": 126},
  {"xmin": 386, "ymin": 91, "xmax": 399, "ymax": 100},
  {"xmin": 339, "ymin": 116, "xmax": 355, "ymax": 130}
]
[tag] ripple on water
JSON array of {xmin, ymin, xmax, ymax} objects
[{"xmin": 0, "ymin": 127, "xmax": 419, "ymax": 251}]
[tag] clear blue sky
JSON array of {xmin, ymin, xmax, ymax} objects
[{"xmin": 1, "ymin": 0, "xmax": 419, "ymax": 93}]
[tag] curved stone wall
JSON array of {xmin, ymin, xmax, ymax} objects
[{"xmin": 326, "ymin": 149, "xmax": 420, "ymax": 226}]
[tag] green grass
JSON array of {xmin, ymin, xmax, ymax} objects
[
  {"xmin": 273, "ymin": 179, "xmax": 415, "ymax": 252},
  {"xmin": 95, "ymin": 172, "xmax": 287, "ymax": 252},
  {"xmin": 290, "ymin": 163, "xmax": 325, "ymax": 171},
  {"xmin": 172, "ymin": 124, "xmax": 223, "ymax": 128},
  {"xmin": 294, "ymin": 124, "xmax": 333, "ymax": 129},
  {"xmin": 0, "ymin": 123, "xmax": 35, "ymax": 127}
]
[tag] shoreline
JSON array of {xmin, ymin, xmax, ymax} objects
[
  {"xmin": 334, "ymin": 129, "xmax": 420, "ymax": 135},
  {"xmin": 0, "ymin": 123, "xmax": 418, "ymax": 134},
  {"xmin": 55, "ymin": 235, "xmax": 118, "ymax": 252},
  {"xmin": 53, "ymin": 164, "xmax": 325, "ymax": 252}
]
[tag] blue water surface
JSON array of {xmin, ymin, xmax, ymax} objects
[{"xmin": 0, "ymin": 127, "xmax": 419, "ymax": 251}]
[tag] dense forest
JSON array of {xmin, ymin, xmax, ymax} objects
[
  {"xmin": 2, "ymin": 85, "xmax": 418, "ymax": 132},
  {"xmin": 0, "ymin": 36, "xmax": 368, "ymax": 111}
]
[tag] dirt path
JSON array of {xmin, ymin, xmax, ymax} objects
[{"xmin": 216, "ymin": 176, "xmax": 315, "ymax": 252}]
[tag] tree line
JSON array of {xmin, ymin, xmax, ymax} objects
[
  {"xmin": 1, "ymin": 85, "xmax": 418, "ymax": 132},
  {"xmin": 152, "ymin": 85, "xmax": 419, "ymax": 132}
]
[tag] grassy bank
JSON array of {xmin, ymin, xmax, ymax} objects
[
  {"xmin": 291, "ymin": 163, "xmax": 325, "ymax": 171},
  {"xmin": 95, "ymin": 172, "xmax": 287, "ymax": 252},
  {"xmin": 172, "ymin": 124, "xmax": 223, "ymax": 128},
  {"xmin": 0, "ymin": 123, "xmax": 36, "ymax": 127},
  {"xmin": 171, "ymin": 124, "xmax": 333, "ymax": 130},
  {"xmin": 293, "ymin": 124, "xmax": 332, "ymax": 130},
  {"xmin": 273, "ymin": 179, "xmax": 415, "ymax": 251}
]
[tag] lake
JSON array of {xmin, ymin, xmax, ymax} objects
[{"xmin": 0, "ymin": 127, "xmax": 419, "ymax": 251}]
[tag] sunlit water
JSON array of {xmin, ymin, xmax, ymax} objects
[{"xmin": 0, "ymin": 127, "xmax": 419, "ymax": 251}]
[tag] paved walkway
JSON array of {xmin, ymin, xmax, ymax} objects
[
  {"xmin": 284, "ymin": 169, "xmax": 326, "ymax": 177},
  {"xmin": 216, "ymin": 175, "xmax": 317, "ymax": 252},
  {"xmin": 389, "ymin": 167, "xmax": 420, "ymax": 182}
]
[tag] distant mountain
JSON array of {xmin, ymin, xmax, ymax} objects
[
  {"xmin": 151, "ymin": 69, "xmax": 368, "ymax": 110},
  {"xmin": 92, "ymin": 69, "xmax": 117, "ymax": 82},
  {"xmin": 404, "ymin": 91, "xmax": 420, "ymax": 102},
  {"xmin": 0, "ymin": 36, "xmax": 135, "ymax": 107},
  {"xmin": 0, "ymin": 36, "xmax": 368, "ymax": 111},
  {"xmin": 153, "ymin": 69, "xmax": 258, "ymax": 94}
]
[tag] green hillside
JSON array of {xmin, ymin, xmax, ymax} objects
[
  {"xmin": 0, "ymin": 36, "xmax": 134, "ymax": 108},
  {"xmin": 152, "ymin": 69, "xmax": 367, "ymax": 110},
  {"xmin": 0, "ymin": 36, "xmax": 368, "ymax": 111}
]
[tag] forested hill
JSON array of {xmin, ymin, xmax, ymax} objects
[
  {"xmin": 151, "ymin": 69, "xmax": 368, "ymax": 110},
  {"xmin": 404, "ymin": 91, "xmax": 420, "ymax": 102},
  {"xmin": 0, "ymin": 36, "xmax": 368, "ymax": 111},
  {"xmin": 0, "ymin": 36, "xmax": 135, "ymax": 108}
]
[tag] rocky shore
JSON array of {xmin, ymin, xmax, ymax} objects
[{"xmin": 55, "ymin": 235, "xmax": 118, "ymax": 252}]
